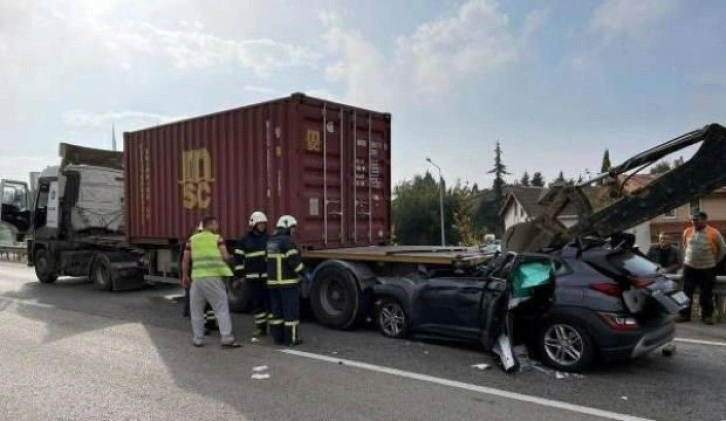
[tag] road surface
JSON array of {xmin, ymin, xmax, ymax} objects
[{"xmin": 1, "ymin": 262, "xmax": 725, "ymax": 421}]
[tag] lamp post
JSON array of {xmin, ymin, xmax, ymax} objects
[{"xmin": 426, "ymin": 157, "xmax": 446, "ymax": 246}]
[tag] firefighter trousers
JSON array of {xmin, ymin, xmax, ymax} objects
[
  {"xmin": 248, "ymin": 279, "xmax": 268, "ymax": 335},
  {"xmin": 268, "ymin": 285, "xmax": 301, "ymax": 346}
]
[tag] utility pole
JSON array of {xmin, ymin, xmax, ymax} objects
[{"xmin": 426, "ymin": 157, "xmax": 445, "ymax": 246}]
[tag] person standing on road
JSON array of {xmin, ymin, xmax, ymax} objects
[
  {"xmin": 182, "ymin": 216, "xmax": 241, "ymax": 347},
  {"xmin": 266, "ymin": 215, "xmax": 312, "ymax": 346},
  {"xmin": 183, "ymin": 222, "xmax": 218, "ymax": 334},
  {"xmin": 234, "ymin": 211, "xmax": 270, "ymax": 339},
  {"xmin": 646, "ymin": 233, "xmax": 682, "ymax": 274},
  {"xmin": 679, "ymin": 211, "xmax": 726, "ymax": 325}
]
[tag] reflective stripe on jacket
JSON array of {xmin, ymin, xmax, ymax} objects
[
  {"xmin": 234, "ymin": 231, "xmax": 269, "ymax": 281},
  {"xmin": 266, "ymin": 231, "xmax": 305, "ymax": 288},
  {"xmin": 189, "ymin": 231, "xmax": 233, "ymax": 279}
]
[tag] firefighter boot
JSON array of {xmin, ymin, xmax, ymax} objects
[{"xmin": 284, "ymin": 320, "xmax": 302, "ymax": 346}]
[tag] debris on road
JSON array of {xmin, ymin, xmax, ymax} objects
[
  {"xmin": 253, "ymin": 365, "xmax": 269, "ymax": 372},
  {"xmin": 555, "ymin": 371, "xmax": 568, "ymax": 380},
  {"xmin": 471, "ymin": 363, "xmax": 491, "ymax": 370},
  {"xmin": 621, "ymin": 396, "xmax": 628, "ymax": 401},
  {"xmin": 251, "ymin": 373, "xmax": 270, "ymax": 380},
  {"xmin": 662, "ymin": 343, "xmax": 676, "ymax": 357}
]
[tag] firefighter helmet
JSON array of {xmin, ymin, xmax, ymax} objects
[
  {"xmin": 249, "ymin": 211, "xmax": 268, "ymax": 227},
  {"xmin": 276, "ymin": 215, "xmax": 298, "ymax": 229}
]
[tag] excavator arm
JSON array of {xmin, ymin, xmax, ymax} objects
[{"xmin": 503, "ymin": 123, "xmax": 726, "ymax": 252}]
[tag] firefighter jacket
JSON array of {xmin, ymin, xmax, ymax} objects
[
  {"xmin": 234, "ymin": 230, "xmax": 269, "ymax": 281},
  {"xmin": 266, "ymin": 229, "xmax": 305, "ymax": 288}
]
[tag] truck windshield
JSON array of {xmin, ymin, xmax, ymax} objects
[{"xmin": 607, "ymin": 251, "xmax": 659, "ymax": 277}]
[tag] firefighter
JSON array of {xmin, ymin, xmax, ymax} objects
[
  {"xmin": 267, "ymin": 215, "xmax": 312, "ymax": 346},
  {"xmin": 234, "ymin": 211, "xmax": 270, "ymax": 339},
  {"xmin": 181, "ymin": 216, "xmax": 241, "ymax": 348}
]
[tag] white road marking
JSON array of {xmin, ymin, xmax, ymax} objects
[
  {"xmin": 281, "ymin": 349, "xmax": 653, "ymax": 421},
  {"xmin": 674, "ymin": 337, "xmax": 726, "ymax": 347}
]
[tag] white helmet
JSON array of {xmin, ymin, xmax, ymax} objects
[
  {"xmin": 249, "ymin": 211, "xmax": 268, "ymax": 227},
  {"xmin": 276, "ymin": 215, "xmax": 298, "ymax": 229}
]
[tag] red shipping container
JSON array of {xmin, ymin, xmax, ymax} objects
[{"xmin": 124, "ymin": 93, "xmax": 392, "ymax": 249}]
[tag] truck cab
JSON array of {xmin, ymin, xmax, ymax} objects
[{"xmin": 0, "ymin": 179, "xmax": 32, "ymax": 242}]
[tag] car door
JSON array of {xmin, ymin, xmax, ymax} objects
[
  {"xmin": 414, "ymin": 275, "xmax": 487, "ymax": 340},
  {"xmin": 481, "ymin": 253, "xmax": 555, "ymax": 348}
]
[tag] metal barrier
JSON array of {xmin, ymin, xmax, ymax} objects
[
  {"xmin": 0, "ymin": 245, "xmax": 27, "ymax": 262},
  {"xmin": 665, "ymin": 274, "xmax": 726, "ymax": 321}
]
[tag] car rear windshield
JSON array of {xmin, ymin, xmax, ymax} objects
[{"xmin": 607, "ymin": 251, "xmax": 659, "ymax": 276}]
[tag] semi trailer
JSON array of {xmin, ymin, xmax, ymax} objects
[{"xmin": 0, "ymin": 93, "xmax": 490, "ymax": 331}]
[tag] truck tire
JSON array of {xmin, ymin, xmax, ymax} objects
[
  {"xmin": 226, "ymin": 277, "xmax": 250, "ymax": 313},
  {"xmin": 309, "ymin": 266, "xmax": 361, "ymax": 330},
  {"xmin": 34, "ymin": 249, "xmax": 57, "ymax": 284},
  {"xmin": 92, "ymin": 254, "xmax": 115, "ymax": 291}
]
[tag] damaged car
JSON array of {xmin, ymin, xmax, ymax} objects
[{"xmin": 372, "ymin": 235, "xmax": 688, "ymax": 372}]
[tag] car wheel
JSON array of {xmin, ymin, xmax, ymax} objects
[
  {"xmin": 538, "ymin": 319, "xmax": 594, "ymax": 372},
  {"xmin": 92, "ymin": 254, "xmax": 114, "ymax": 291},
  {"xmin": 34, "ymin": 248, "xmax": 57, "ymax": 284},
  {"xmin": 375, "ymin": 297, "xmax": 408, "ymax": 339},
  {"xmin": 309, "ymin": 266, "xmax": 361, "ymax": 330}
]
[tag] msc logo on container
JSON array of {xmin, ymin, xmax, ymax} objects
[{"xmin": 179, "ymin": 148, "xmax": 215, "ymax": 210}]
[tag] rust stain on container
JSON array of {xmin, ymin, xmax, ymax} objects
[{"xmin": 124, "ymin": 93, "xmax": 392, "ymax": 249}]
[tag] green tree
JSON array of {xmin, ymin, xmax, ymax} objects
[
  {"xmin": 601, "ymin": 149, "xmax": 612, "ymax": 173},
  {"xmin": 450, "ymin": 181, "xmax": 485, "ymax": 246},
  {"xmin": 531, "ymin": 172, "xmax": 545, "ymax": 187},
  {"xmin": 556, "ymin": 171, "xmax": 565, "ymax": 182},
  {"xmin": 520, "ymin": 171, "xmax": 531, "ymax": 186},
  {"xmin": 650, "ymin": 161, "xmax": 671, "ymax": 175},
  {"xmin": 488, "ymin": 141, "xmax": 509, "ymax": 205}
]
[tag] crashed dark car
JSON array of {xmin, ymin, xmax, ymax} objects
[{"xmin": 371, "ymin": 238, "xmax": 688, "ymax": 372}]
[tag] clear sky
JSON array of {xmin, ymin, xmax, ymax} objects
[{"xmin": 1, "ymin": 0, "xmax": 724, "ymax": 188}]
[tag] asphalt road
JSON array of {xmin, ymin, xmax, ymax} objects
[{"xmin": 1, "ymin": 262, "xmax": 725, "ymax": 421}]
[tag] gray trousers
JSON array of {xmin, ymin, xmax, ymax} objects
[{"xmin": 190, "ymin": 277, "xmax": 234, "ymax": 343}]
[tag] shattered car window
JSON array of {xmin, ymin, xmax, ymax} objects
[{"xmin": 607, "ymin": 251, "xmax": 659, "ymax": 276}]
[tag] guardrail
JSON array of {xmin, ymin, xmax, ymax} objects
[
  {"xmin": 0, "ymin": 245, "xmax": 27, "ymax": 262},
  {"xmin": 665, "ymin": 274, "xmax": 726, "ymax": 321}
]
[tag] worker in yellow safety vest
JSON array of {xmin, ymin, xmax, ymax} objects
[{"xmin": 182, "ymin": 216, "xmax": 242, "ymax": 348}]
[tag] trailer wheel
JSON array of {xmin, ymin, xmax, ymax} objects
[
  {"xmin": 34, "ymin": 249, "xmax": 57, "ymax": 284},
  {"xmin": 310, "ymin": 266, "xmax": 361, "ymax": 330},
  {"xmin": 92, "ymin": 254, "xmax": 115, "ymax": 291}
]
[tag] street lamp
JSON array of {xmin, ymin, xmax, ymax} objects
[{"xmin": 426, "ymin": 157, "xmax": 446, "ymax": 246}]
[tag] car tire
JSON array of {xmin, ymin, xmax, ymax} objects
[
  {"xmin": 538, "ymin": 318, "xmax": 594, "ymax": 372},
  {"xmin": 375, "ymin": 297, "xmax": 408, "ymax": 339},
  {"xmin": 34, "ymin": 248, "xmax": 57, "ymax": 284},
  {"xmin": 226, "ymin": 277, "xmax": 250, "ymax": 313},
  {"xmin": 309, "ymin": 265, "xmax": 361, "ymax": 330},
  {"xmin": 92, "ymin": 254, "xmax": 115, "ymax": 291}
]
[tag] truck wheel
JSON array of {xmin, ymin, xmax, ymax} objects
[
  {"xmin": 226, "ymin": 277, "xmax": 250, "ymax": 313},
  {"xmin": 34, "ymin": 249, "xmax": 57, "ymax": 284},
  {"xmin": 92, "ymin": 254, "xmax": 115, "ymax": 291},
  {"xmin": 538, "ymin": 318, "xmax": 594, "ymax": 372},
  {"xmin": 375, "ymin": 297, "xmax": 408, "ymax": 338},
  {"xmin": 310, "ymin": 266, "xmax": 361, "ymax": 330}
]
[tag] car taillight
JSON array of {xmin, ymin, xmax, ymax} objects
[
  {"xmin": 630, "ymin": 277, "xmax": 654, "ymax": 288},
  {"xmin": 589, "ymin": 282, "xmax": 622, "ymax": 297},
  {"xmin": 598, "ymin": 312, "xmax": 639, "ymax": 331}
]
